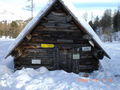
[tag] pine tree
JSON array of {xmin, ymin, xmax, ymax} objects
[
  {"xmin": 113, "ymin": 10, "xmax": 120, "ymax": 32},
  {"xmin": 89, "ymin": 16, "xmax": 100, "ymax": 32},
  {"xmin": 100, "ymin": 9, "xmax": 112, "ymax": 29},
  {"xmin": 9, "ymin": 21, "xmax": 18, "ymax": 38},
  {"xmin": 89, "ymin": 21, "xmax": 94, "ymax": 29},
  {"xmin": 93, "ymin": 16, "xmax": 100, "ymax": 31}
]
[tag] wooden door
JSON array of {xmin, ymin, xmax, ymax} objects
[{"xmin": 58, "ymin": 47, "xmax": 73, "ymax": 72}]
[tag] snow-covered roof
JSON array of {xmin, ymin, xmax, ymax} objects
[{"xmin": 4, "ymin": 0, "xmax": 110, "ymax": 59}]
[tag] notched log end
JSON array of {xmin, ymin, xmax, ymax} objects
[{"xmin": 26, "ymin": 34, "xmax": 32, "ymax": 41}]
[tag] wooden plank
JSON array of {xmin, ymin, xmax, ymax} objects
[
  {"xmin": 47, "ymin": 20, "xmax": 67, "ymax": 24},
  {"xmin": 32, "ymin": 35, "xmax": 83, "ymax": 40},
  {"xmin": 47, "ymin": 12, "xmax": 66, "ymax": 18},
  {"xmin": 51, "ymin": 11, "xmax": 66, "ymax": 16},
  {"xmin": 47, "ymin": 16, "xmax": 66, "ymax": 21},
  {"xmin": 32, "ymin": 30, "xmax": 81, "ymax": 35}
]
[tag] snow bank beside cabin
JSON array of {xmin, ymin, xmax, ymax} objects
[
  {"xmin": 0, "ymin": 39, "xmax": 14, "ymax": 69},
  {"xmin": 0, "ymin": 67, "xmax": 120, "ymax": 90},
  {"xmin": 101, "ymin": 42, "xmax": 120, "ymax": 75}
]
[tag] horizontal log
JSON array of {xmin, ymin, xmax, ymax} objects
[
  {"xmin": 31, "ymin": 33, "xmax": 83, "ymax": 38},
  {"xmin": 33, "ymin": 28, "xmax": 80, "ymax": 32},
  {"xmin": 51, "ymin": 11, "xmax": 66, "ymax": 16},
  {"xmin": 26, "ymin": 55, "xmax": 55, "ymax": 59},
  {"xmin": 69, "ymin": 26, "xmax": 78, "ymax": 29},
  {"xmin": 34, "ymin": 25, "xmax": 45, "ymax": 30},
  {"xmin": 57, "ymin": 39, "xmax": 73, "ymax": 43},
  {"xmin": 16, "ymin": 65, "xmax": 55, "ymax": 70},
  {"xmin": 47, "ymin": 13, "xmax": 66, "ymax": 18},
  {"xmin": 42, "ymin": 23, "xmax": 56, "ymax": 27},
  {"xmin": 32, "ymin": 30, "xmax": 82, "ymax": 35},
  {"xmin": 31, "ymin": 35, "xmax": 83, "ymax": 41},
  {"xmin": 79, "ymin": 59, "xmax": 98, "ymax": 65},
  {"xmin": 24, "ymin": 50, "xmax": 56, "ymax": 54},
  {"xmin": 15, "ymin": 58, "xmax": 54, "ymax": 66},
  {"xmin": 21, "ymin": 43, "xmax": 90, "ymax": 49},
  {"xmin": 47, "ymin": 16, "xmax": 66, "ymax": 21},
  {"xmin": 78, "ymin": 65, "xmax": 96, "ymax": 69},
  {"xmin": 41, "ymin": 25, "xmax": 77, "ymax": 29},
  {"xmin": 47, "ymin": 20, "xmax": 67, "ymax": 24},
  {"xmin": 29, "ymin": 39, "xmax": 87, "ymax": 44},
  {"xmin": 25, "ymin": 48, "xmax": 55, "ymax": 52}
]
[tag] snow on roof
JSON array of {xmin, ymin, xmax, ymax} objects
[{"xmin": 4, "ymin": 0, "xmax": 110, "ymax": 59}]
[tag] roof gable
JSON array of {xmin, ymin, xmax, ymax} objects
[{"xmin": 4, "ymin": 0, "xmax": 110, "ymax": 59}]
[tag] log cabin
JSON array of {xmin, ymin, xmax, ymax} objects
[{"xmin": 4, "ymin": 0, "xmax": 110, "ymax": 73}]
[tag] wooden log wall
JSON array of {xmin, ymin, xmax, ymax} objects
[{"xmin": 13, "ymin": 2, "xmax": 101, "ymax": 73}]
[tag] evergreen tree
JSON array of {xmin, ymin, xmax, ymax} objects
[
  {"xmin": 9, "ymin": 21, "xmax": 18, "ymax": 38},
  {"xmin": 113, "ymin": 10, "xmax": 120, "ymax": 32},
  {"xmin": 93, "ymin": 16, "xmax": 100, "ymax": 31},
  {"xmin": 89, "ymin": 16, "xmax": 100, "ymax": 32},
  {"xmin": 89, "ymin": 21, "xmax": 94, "ymax": 29},
  {"xmin": 100, "ymin": 9, "xmax": 112, "ymax": 29}
]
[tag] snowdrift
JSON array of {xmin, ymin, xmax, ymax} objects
[{"xmin": 0, "ymin": 66, "xmax": 120, "ymax": 90}]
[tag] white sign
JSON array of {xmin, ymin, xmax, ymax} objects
[
  {"xmin": 32, "ymin": 59, "xmax": 41, "ymax": 64},
  {"xmin": 73, "ymin": 54, "xmax": 80, "ymax": 59},
  {"xmin": 82, "ymin": 46, "xmax": 91, "ymax": 51}
]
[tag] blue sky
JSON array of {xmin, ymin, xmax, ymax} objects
[
  {"xmin": 0, "ymin": 0, "xmax": 119, "ymax": 21},
  {"xmin": 75, "ymin": 2, "xmax": 119, "ymax": 8}
]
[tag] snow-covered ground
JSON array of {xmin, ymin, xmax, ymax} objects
[{"xmin": 0, "ymin": 39, "xmax": 120, "ymax": 90}]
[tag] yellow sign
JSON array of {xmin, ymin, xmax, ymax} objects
[{"xmin": 40, "ymin": 44, "xmax": 55, "ymax": 48}]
